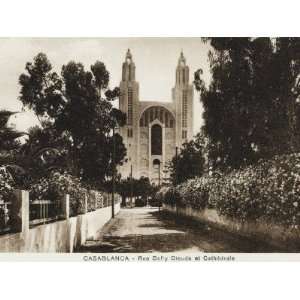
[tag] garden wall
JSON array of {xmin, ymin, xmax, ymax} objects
[
  {"xmin": 0, "ymin": 203, "xmax": 120, "ymax": 253},
  {"xmin": 163, "ymin": 204, "xmax": 300, "ymax": 251}
]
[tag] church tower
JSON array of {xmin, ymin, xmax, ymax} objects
[
  {"xmin": 172, "ymin": 51, "xmax": 194, "ymax": 147},
  {"xmin": 118, "ymin": 50, "xmax": 194, "ymax": 183},
  {"xmin": 119, "ymin": 49, "xmax": 139, "ymax": 177}
]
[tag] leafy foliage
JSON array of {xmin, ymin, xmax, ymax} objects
[
  {"xmin": 194, "ymin": 38, "xmax": 300, "ymax": 170},
  {"xmin": 0, "ymin": 110, "xmax": 28, "ymax": 189},
  {"xmin": 116, "ymin": 176, "xmax": 156, "ymax": 199},
  {"xmin": 158, "ymin": 153, "xmax": 300, "ymax": 226},
  {"xmin": 168, "ymin": 132, "xmax": 206, "ymax": 185},
  {"xmin": 30, "ymin": 171, "xmax": 87, "ymax": 215},
  {"xmin": 19, "ymin": 53, "xmax": 127, "ymax": 184},
  {"xmin": 0, "ymin": 166, "xmax": 15, "ymax": 202},
  {"xmin": 0, "ymin": 110, "xmax": 23, "ymax": 158}
]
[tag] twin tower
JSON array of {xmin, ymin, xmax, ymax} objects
[{"xmin": 118, "ymin": 49, "xmax": 194, "ymax": 184}]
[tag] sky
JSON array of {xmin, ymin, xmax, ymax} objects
[{"xmin": 0, "ymin": 38, "xmax": 212, "ymax": 135}]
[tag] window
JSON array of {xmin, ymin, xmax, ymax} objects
[
  {"xmin": 153, "ymin": 159, "xmax": 160, "ymax": 166},
  {"xmin": 151, "ymin": 124, "xmax": 162, "ymax": 155},
  {"xmin": 170, "ymin": 119, "xmax": 174, "ymax": 128},
  {"xmin": 182, "ymin": 90, "xmax": 188, "ymax": 128},
  {"xmin": 155, "ymin": 107, "xmax": 158, "ymax": 119},
  {"xmin": 150, "ymin": 108, "xmax": 154, "ymax": 122},
  {"xmin": 165, "ymin": 111, "xmax": 169, "ymax": 126},
  {"xmin": 140, "ymin": 106, "xmax": 174, "ymax": 128},
  {"xmin": 127, "ymin": 88, "xmax": 133, "ymax": 125},
  {"xmin": 128, "ymin": 67, "xmax": 131, "ymax": 81},
  {"xmin": 128, "ymin": 128, "xmax": 133, "ymax": 138},
  {"xmin": 160, "ymin": 109, "xmax": 164, "ymax": 122},
  {"xmin": 145, "ymin": 111, "xmax": 149, "ymax": 126},
  {"xmin": 182, "ymin": 130, "xmax": 187, "ymax": 139}
]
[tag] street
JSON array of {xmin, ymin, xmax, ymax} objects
[{"xmin": 77, "ymin": 207, "xmax": 281, "ymax": 253}]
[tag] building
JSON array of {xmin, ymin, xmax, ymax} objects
[{"xmin": 118, "ymin": 49, "xmax": 194, "ymax": 184}]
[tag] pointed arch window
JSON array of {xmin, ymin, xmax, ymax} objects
[
  {"xmin": 151, "ymin": 124, "xmax": 162, "ymax": 155},
  {"xmin": 170, "ymin": 119, "xmax": 174, "ymax": 128},
  {"xmin": 182, "ymin": 90, "xmax": 188, "ymax": 128},
  {"xmin": 140, "ymin": 106, "xmax": 174, "ymax": 128},
  {"xmin": 128, "ymin": 87, "xmax": 133, "ymax": 125}
]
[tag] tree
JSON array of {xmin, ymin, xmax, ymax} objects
[
  {"xmin": 116, "ymin": 176, "xmax": 156, "ymax": 206},
  {"xmin": 273, "ymin": 38, "xmax": 300, "ymax": 152},
  {"xmin": 0, "ymin": 110, "xmax": 28, "ymax": 187},
  {"xmin": 194, "ymin": 38, "xmax": 300, "ymax": 170},
  {"xmin": 18, "ymin": 123, "xmax": 69, "ymax": 182},
  {"xmin": 19, "ymin": 53, "xmax": 127, "ymax": 185},
  {"xmin": 168, "ymin": 133, "xmax": 205, "ymax": 185},
  {"xmin": 0, "ymin": 110, "xmax": 23, "ymax": 153}
]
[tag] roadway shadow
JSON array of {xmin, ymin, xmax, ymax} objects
[
  {"xmin": 77, "ymin": 209, "xmax": 285, "ymax": 253},
  {"xmin": 151, "ymin": 210, "xmax": 286, "ymax": 253}
]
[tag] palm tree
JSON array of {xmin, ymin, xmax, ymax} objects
[
  {"xmin": 0, "ymin": 110, "xmax": 63, "ymax": 187},
  {"xmin": 0, "ymin": 110, "xmax": 27, "ymax": 185},
  {"xmin": 0, "ymin": 110, "xmax": 24, "ymax": 152}
]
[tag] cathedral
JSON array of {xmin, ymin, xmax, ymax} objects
[{"xmin": 118, "ymin": 49, "xmax": 194, "ymax": 184}]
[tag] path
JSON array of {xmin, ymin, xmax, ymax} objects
[{"xmin": 77, "ymin": 207, "xmax": 281, "ymax": 253}]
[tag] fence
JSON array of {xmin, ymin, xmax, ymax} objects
[
  {"xmin": 0, "ymin": 200, "xmax": 12, "ymax": 235},
  {"xmin": 0, "ymin": 190, "xmax": 121, "ymax": 233},
  {"xmin": 0, "ymin": 190, "xmax": 121, "ymax": 253},
  {"xmin": 86, "ymin": 191, "xmax": 117, "ymax": 213},
  {"xmin": 29, "ymin": 199, "xmax": 64, "ymax": 227}
]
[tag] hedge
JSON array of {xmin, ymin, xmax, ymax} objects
[
  {"xmin": 0, "ymin": 166, "xmax": 14, "ymax": 202},
  {"xmin": 158, "ymin": 153, "xmax": 300, "ymax": 226},
  {"xmin": 30, "ymin": 171, "xmax": 110, "ymax": 215}
]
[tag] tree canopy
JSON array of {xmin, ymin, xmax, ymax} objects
[
  {"xmin": 194, "ymin": 38, "xmax": 300, "ymax": 170},
  {"xmin": 116, "ymin": 176, "xmax": 157, "ymax": 199},
  {"xmin": 168, "ymin": 133, "xmax": 206, "ymax": 185},
  {"xmin": 0, "ymin": 110, "xmax": 23, "ymax": 153},
  {"xmin": 19, "ymin": 53, "xmax": 126, "ymax": 185}
]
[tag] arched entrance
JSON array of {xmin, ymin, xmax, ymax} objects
[
  {"xmin": 153, "ymin": 159, "xmax": 161, "ymax": 185},
  {"xmin": 139, "ymin": 106, "xmax": 175, "ymax": 183}
]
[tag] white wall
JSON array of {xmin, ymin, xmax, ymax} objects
[{"xmin": 0, "ymin": 203, "xmax": 120, "ymax": 253}]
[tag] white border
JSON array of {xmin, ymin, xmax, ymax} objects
[
  {"xmin": 1, "ymin": 0, "xmax": 300, "ymax": 299},
  {"xmin": 0, "ymin": 0, "xmax": 299, "ymax": 37}
]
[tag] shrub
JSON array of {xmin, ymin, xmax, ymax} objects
[
  {"xmin": 260, "ymin": 153, "xmax": 300, "ymax": 226},
  {"xmin": 135, "ymin": 197, "xmax": 147, "ymax": 207},
  {"xmin": 30, "ymin": 171, "xmax": 87, "ymax": 215},
  {"xmin": 211, "ymin": 165, "xmax": 265, "ymax": 222},
  {"xmin": 163, "ymin": 186, "xmax": 181, "ymax": 207},
  {"xmin": 0, "ymin": 166, "xmax": 15, "ymax": 202},
  {"xmin": 177, "ymin": 176, "xmax": 211, "ymax": 210},
  {"xmin": 88, "ymin": 190, "xmax": 108, "ymax": 211},
  {"xmin": 158, "ymin": 153, "xmax": 300, "ymax": 226}
]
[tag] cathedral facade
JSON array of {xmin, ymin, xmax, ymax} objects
[{"xmin": 118, "ymin": 50, "xmax": 194, "ymax": 184}]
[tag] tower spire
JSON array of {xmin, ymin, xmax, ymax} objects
[
  {"xmin": 126, "ymin": 49, "xmax": 133, "ymax": 63},
  {"xmin": 178, "ymin": 50, "xmax": 186, "ymax": 66},
  {"xmin": 176, "ymin": 51, "xmax": 189, "ymax": 85},
  {"xmin": 122, "ymin": 49, "xmax": 135, "ymax": 81}
]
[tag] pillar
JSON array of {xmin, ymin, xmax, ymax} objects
[
  {"xmin": 62, "ymin": 194, "xmax": 70, "ymax": 220},
  {"xmin": 11, "ymin": 190, "xmax": 29, "ymax": 234},
  {"xmin": 84, "ymin": 193, "xmax": 88, "ymax": 214}
]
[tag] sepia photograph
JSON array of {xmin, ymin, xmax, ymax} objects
[{"xmin": 1, "ymin": 37, "xmax": 300, "ymax": 258}]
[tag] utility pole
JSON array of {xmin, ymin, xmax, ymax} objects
[
  {"xmin": 175, "ymin": 146, "xmax": 178, "ymax": 216},
  {"xmin": 175, "ymin": 146, "xmax": 178, "ymax": 186},
  {"xmin": 158, "ymin": 161, "xmax": 161, "ymax": 186},
  {"xmin": 158, "ymin": 161, "xmax": 161, "ymax": 211},
  {"xmin": 130, "ymin": 164, "xmax": 133, "ymax": 208},
  {"xmin": 112, "ymin": 126, "xmax": 115, "ymax": 218}
]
